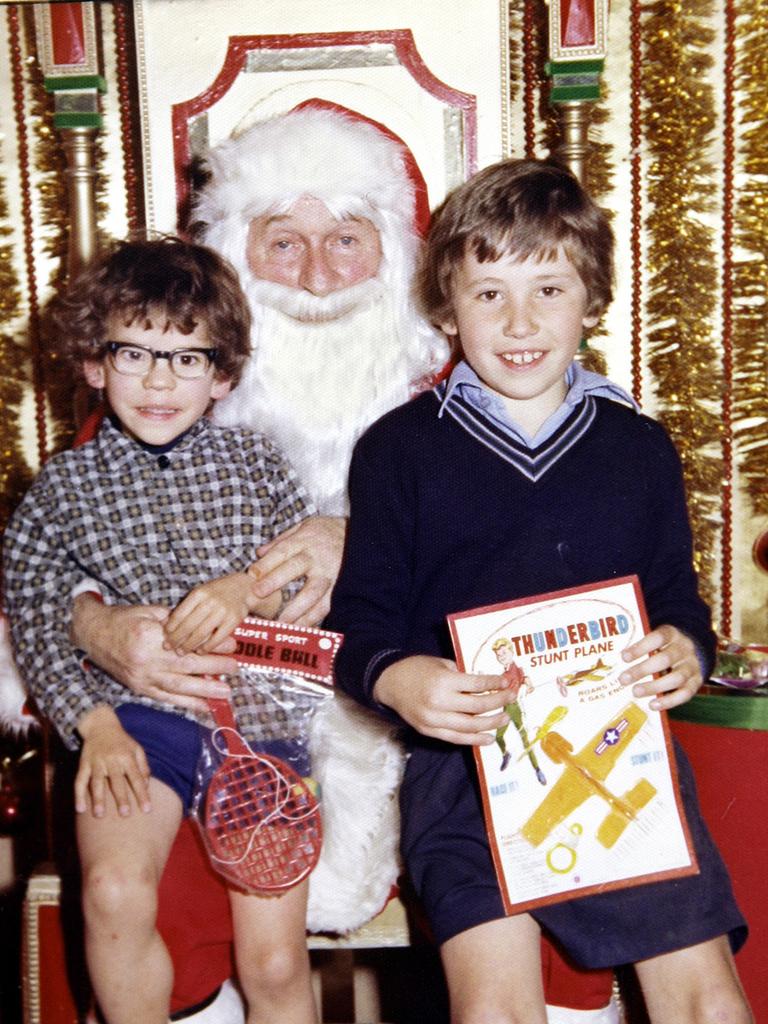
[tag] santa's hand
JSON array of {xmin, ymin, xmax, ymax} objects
[
  {"xmin": 619, "ymin": 624, "xmax": 703, "ymax": 711},
  {"xmin": 75, "ymin": 705, "xmax": 151, "ymax": 818},
  {"xmin": 71, "ymin": 594, "xmax": 235, "ymax": 711},
  {"xmin": 252, "ymin": 515, "xmax": 347, "ymax": 625},
  {"xmin": 374, "ymin": 655, "xmax": 511, "ymax": 745}
]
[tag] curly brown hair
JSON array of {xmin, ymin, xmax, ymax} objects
[
  {"xmin": 50, "ymin": 235, "xmax": 252, "ymax": 386},
  {"xmin": 417, "ymin": 159, "xmax": 614, "ymax": 352}
]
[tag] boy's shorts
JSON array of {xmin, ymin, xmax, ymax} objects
[
  {"xmin": 401, "ymin": 738, "xmax": 747, "ymax": 967},
  {"xmin": 114, "ymin": 703, "xmax": 310, "ymax": 815},
  {"xmin": 116, "ymin": 704, "xmax": 202, "ymax": 814}
]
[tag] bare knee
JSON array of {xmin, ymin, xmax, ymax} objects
[
  {"xmin": 81, "ymin": 858, "xmax": 157, "ymax": 934},
  {"xmin": 442, "ymin": 916, "xmax": 547, "ymax": 1024},
  {"xmin": 237, "ymin": 940, "xmax": 310, "ymax": 1001},
  {"xmin": 638, "ymin": 938, "xmax": 753, "ymax": 1024},
  {"xmin": 449, "ymin": 986, "xmax": 546, "ymax": 1024},
  {"xmin": 653, "ymin": 987, "xmax": 754, "ymax": 1024},
  {"xmin": 684, "ymin": 985, "xmax": 753, "ymax": 1024}
]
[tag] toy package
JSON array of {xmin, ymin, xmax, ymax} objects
[
  {"xmin": 192, "ymin": 618, "xmax": 340, "ymax": 893},
  {"xmin": 711, "ymin": 640, "xmax": 768, "ymax": 690},
  {"xmin": 449, "ymin": 576, "xmax": 698, "ymax": 914}
]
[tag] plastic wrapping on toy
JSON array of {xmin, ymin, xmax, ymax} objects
[
  {"xmin": 711, "ymin": 640, "xmax": 768, "ymax": 690},
  {"xmin": 191, "ymin": 619, "xmax": 339, "ymax": 892}
]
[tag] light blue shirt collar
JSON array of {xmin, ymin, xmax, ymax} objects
[{"xmin": 438, "ymin": 360, "xmax": 639, "ymax": 449}]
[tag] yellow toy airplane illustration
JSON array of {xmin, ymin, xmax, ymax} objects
[
  {"xmin": 556, "ymin": 658, "xmax": 613, "ymax": 696},
  {"xmin": 516, "ymin": 705, "xmax": 569, "ymax": 762},
  {"xmin": 521, "ymin": 702, "xmax": 657, "ymax": 850}
]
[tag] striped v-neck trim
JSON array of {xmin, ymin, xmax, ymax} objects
[{"xmin": 433, "ymin": 381, "xmax": 597, "ymax": 482}]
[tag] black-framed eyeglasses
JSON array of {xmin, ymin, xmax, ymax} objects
[{"xmin": 104, "ymin": 341, "xmax": 219, "ymax": 380}]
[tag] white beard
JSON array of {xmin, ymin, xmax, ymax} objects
[
  {"xmin": 214, "ymin": 281, "xmax": 421, "ymax": 514},
  {"xmin": 209, "ymin": 263, "xmax": 448, "ymax": 941}
]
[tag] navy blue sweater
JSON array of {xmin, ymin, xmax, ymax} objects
[
  {"xmin": 326, "ymin": 391, "xmax": 740, "ymax": 962},
  {"xmin": 328, "ymin": 389, "xmax": 715, "ymax": 716}
]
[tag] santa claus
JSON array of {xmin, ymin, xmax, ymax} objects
[
  {"xmin": 5, "ymin": 106, "xmax": 620, "ymax": 1022},
  {"xmin": 200, "ymin": 106, "xmax": 446, "ymax": 519}
]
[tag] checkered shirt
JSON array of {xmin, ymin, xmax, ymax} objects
[{"xmin": 2, "ymin": 416, "xmax": 314, "ymax": 750}]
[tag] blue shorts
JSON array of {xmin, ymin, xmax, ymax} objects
[
  {"xmin": 401, "ymin": 737, "xmax": 747, "ymax": 967},
  {"xmin": 114, "ymin": 704, "xmax": 311, "ymax": 814},
  {"xmin": 116, "ymin": 704, "xmax": 202, "ymax": 814}
]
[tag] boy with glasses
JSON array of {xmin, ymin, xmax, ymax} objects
[{"xmin": 3, "ymin": 236, "xmax": 319, "ymax": 1024}]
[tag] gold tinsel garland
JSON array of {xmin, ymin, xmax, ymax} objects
[
  {"xmin": 733, "ymin": 0, "xmax": 768, "ymax": 518},
  {"xmin": 0, "ymin": 140, "xmax": 31, "ymax": 530},
  {"xmin": 578, "ymin": 93, "xmax": 612, "ymax": 379},
  {"xmin": 1, "ymin": 7, "xmax": 33, "ymax": 533},
  {"xmin": 22, "ymin": 9, "xmax": 76, "ymax": 457},
  {"xmin": 641, "ymin": 0, "xmax": 722, "ymax": 601},
  {"xmin": 0, "ymin": 8, "xmax": 91, "ymax": 536}
]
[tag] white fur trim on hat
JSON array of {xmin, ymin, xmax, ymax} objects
[{"xmin": 193, "ymin": 106, "xmax": 416, "ymax": 250}]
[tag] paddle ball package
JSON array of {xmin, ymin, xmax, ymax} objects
[{"xmin": 192, "ymin": 619, "xmax": 342, "ymax": 894}]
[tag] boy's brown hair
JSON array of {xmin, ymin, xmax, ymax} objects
[
  {"xmin": 51, "ymin": 235, "xmax": 252, "ymax": 386},
  {"xmin": 418, "ymin": 159, "xmax": 614, "ymax": 344}
]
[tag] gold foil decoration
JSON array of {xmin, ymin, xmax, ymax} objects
[
  {"xmin": 22, "ymin": 10, "xmax": 75, "ymax": 458},
  {"xmin": 733, "ymin": 0, "xmax": 768, "ymax": 517},
  {"xmin": 1, "ymin": 6, "xmax": 35, "ymax": 531},
  {"xmin": 0, "ymin": 150, "xmax": 32, "ymax": 529},
  {"xmin": 577, "ymin": 87, "xmax": 612, "ymax": 379},
  {"xmin": 640, "ymin": 0, "xmax": 721, "ymax": 602}
]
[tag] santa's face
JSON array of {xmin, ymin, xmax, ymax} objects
[{"xmin": 246, "ymin": 195, "xmax": 382, "ymax": 297}]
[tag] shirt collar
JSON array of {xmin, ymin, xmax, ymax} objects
[
  {"xmin": 438, "ymin": 359, "xmax": 639, "ymax": 421},
  {"xmin": 96, "ymin": 414, "xmax": 211, "ymax": 468},
  {"xmin": 564, "ymin": 361, "xmax": 640, "ymax": 411}
]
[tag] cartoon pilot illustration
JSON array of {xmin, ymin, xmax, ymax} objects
[{"xmin": 492, "ymin": 638, "xmax": 546, "ymax": 785}]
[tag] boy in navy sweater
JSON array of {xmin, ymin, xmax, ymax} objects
[{"xmin": 327, "ymin": 161, "xmax": 751, "ymax": 1023}]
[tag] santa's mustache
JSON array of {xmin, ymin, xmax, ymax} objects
[{"xmin": 246, "ymin": 275, "xmax": 386, "ymax": 323}]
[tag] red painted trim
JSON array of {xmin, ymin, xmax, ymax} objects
[
  {"xmin": 560, "ymin": 0, "xmax": 597, "ymax": 48},
  {"xmin": 49, "ymin": 3, "xmax": 86, "ymax": 68},
  {"xmin": 171, "ymin": 30, "xmax": 477, "ymax": 226}
]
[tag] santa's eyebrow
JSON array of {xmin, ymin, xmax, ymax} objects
[
  {"xmin": 262, "ymin": 212, "xmax": 367, "ymax": 228},
  {"xmin": 262, "ymin": 213, "xmax": 295, "ymax": 227}
]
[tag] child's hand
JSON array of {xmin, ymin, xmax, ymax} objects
[
  {"xmin": 75, "ymin": 705, "xmax": 151, "ymax": 818},
  {"xmin": 164, "ymin": 573, "xmax": 254, "ymax": 654},
  {"xmin": 619, "ymin": 624, "xmax": 703, "ymax": 711},
  {"xmin": 374, "ymin": 655, "xmax": 511, "ymax": 745}
]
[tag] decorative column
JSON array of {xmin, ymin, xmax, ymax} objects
[
  {"xmin": 544, "ymin": 0, "xmax": 609, "ymax": 184},
  {"xmin": 33, "ymin": 2, "xmax": 104, "ymax": 277}
]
